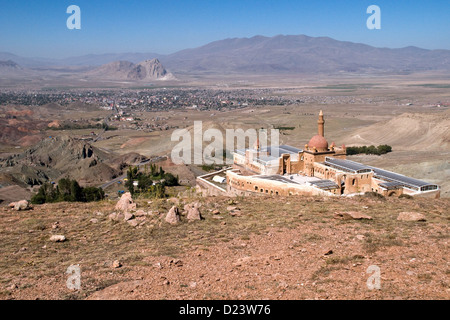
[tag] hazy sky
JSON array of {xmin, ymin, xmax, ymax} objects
[{"xmin": 1, "ymin": 0, "xmax": 449, "ymax": 58}]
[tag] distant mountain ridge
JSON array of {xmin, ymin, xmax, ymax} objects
[
  {"xmin": 160, "ymin": 34, "xmax": 450, "ymax": 74},
  {"xmin": 2, "ymin": 34, "xmax": 450, "ymax": 75}
]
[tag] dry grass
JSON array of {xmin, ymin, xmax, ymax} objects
[{"xmin": 0, "ymin": 194, "xmax": 448, "ymax": 299}]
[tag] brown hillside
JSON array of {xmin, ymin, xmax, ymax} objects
[{"xmin": 344, "ymin": 110, "xmax": 450, "ymax": 151}]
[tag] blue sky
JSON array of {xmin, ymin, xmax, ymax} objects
[{"xmin": 0, "ymin": 0, "xmax": 449, "ymax": 58}]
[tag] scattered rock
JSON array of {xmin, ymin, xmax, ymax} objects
[
  {"xmin": 397, "ymin": 212, "xmax": 426, "ymax": 222},
  {"xmin": 52, "ymin": 221, "xmax": 59, "ymax": 229},
  {"xmin": 124, "ymin": 212, "xmax": 135, "ymax": 221},
  {"xmin": 127, "ymin": 219, "xmax": 139, "ymax": 227},
  {"xmin": 229, "ymin": 210, "xmax": 241, "ymax": 217},
  {"xmin": 165, "ymin": 206, "xmax": 181, "ymax": 224},
  {"xmin": 356, "ymin": 234, "xmax": 365, "ymax": 240},
  {"xmin": 108, "ymin": 212, "xmax": 124, "ymax": 221},
  {"xmin": 115, "ymin": 192, "xmax": 136, "ymax": 213},
  {"xmin": 7, "ymin": 283, "xmax": 18, "ymax": 291},
  {"xmin": 334, "ymin": 211, "xmax": 372, "ymax": 220},
  {"xmin": 112, "ymin": 260, "xmax": 122, "ymax": 268},
  {"xmin": 50, "ymin": 235, "xmax": 66, "ymax": 242},
  {"xmin": 170, "ymin": 259, "xmax": 183, "ymax": 267},
  {"xmin": 212, "ymin": 209, "xmax": 220, "ymax": 215},
  {"xmin": 90, "ymin": 218, "xmax": 98, "ymax": 224},
  {"xmin": 324, "ymin": 249, "xmax": 333, "ymax": 256},
  {"xmin": 135, "ymin": 209, "xmax": 147, "ymax": 217}
]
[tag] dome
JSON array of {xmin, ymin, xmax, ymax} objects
[{"xmin": 308, "ymin": 135, "xmax": 328, "ymax": 151}]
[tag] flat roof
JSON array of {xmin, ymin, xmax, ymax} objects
[
  {"xmin": 309, "ymin": 179, "xmax": 339, "ymax": 190},
  {"xmin": 254, "ymin": 175, "xmax": 300, "ymax": 184},
  {"xmin": 235, "ymin": 145, "xmax": 302, "ymax": 156},
  {"xmin": 323, "ymin": 157, "xmax": 438, "ymax": 191},
  {"xmin": 324, "ymin": 157, "xmax": 372, "ymax": 174},
  {"xmin": 369, "ymin": 166, "xmax": 439, "ymax": 191},
  {"xmin": 379, "ymin": 181, "xmax": 404, "ymax": 190},
  {"xmin": 264, "ymin": 145, "xmax": 303, "ymax": 156}
]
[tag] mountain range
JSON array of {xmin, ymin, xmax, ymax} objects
[{"xmin": 1, "ymin": 34, "xmax": 450, "ymax": 76}]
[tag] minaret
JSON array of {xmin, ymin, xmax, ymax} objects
[{"xmin": 318, "ymin": 110, "xmax": 324, "ymax": 137}]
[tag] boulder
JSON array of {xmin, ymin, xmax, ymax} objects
[
  {"xmin": 165, "ymin": 206, "xmax": 181, "ymax": 224},
  {"xmin": 13, "ymin": 200, "xmax": 31, "ymax": 211},
  {"xmin": 115, "ymin": 192, "xmax": 136, "ymax": 213},
  {"xmin": 397, "ymin": 212, "xmax": 426, "ymax": 222},
  {"xmin": 50, "ymin": 235, "xmax": 66, "ymax": 242},
  {"xmin": 187, "ymin": 207, "xmax": 202, "ymax": 221}
]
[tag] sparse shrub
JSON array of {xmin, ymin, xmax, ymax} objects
[
  {"xmin": 363, "ymin": 192, "xmax": 385, "ymax": 200},
  {"xmin": 399, "ymin": 194, "xmax": 413, "ymax": 199}
]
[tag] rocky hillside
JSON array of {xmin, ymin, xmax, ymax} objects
[
  {"xmin": 0, "ymin": 60, "xmax": 30, "ymax": 77},
  {"xmin": 0, "ymin": 194, "xmax": 448, "ymax": 300},
  {"xmin": 344, "ymin": 110, "xmax": 450, "ymax": 151},
  {"xmin": 86, "ymin": 58, "xmax": 175, "ymax": 80},
  {"xmin": 0, "ymin": 136, "xmax": 146, "ymax": 188}
]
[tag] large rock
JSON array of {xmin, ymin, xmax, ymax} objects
[
  {"xmin": 115, "ymin": 192, "xmax": 136, "ymax": 213},
  {"xmin": 11, "ymin": 200, "xmax": 31, "ymax": 211},
  {"xmin": 165, "ymin": 206, "xmax": 181, "ymax": 224},
  {"xmin": 50, "ymin": 235, "xmax": 66, "ymax": 242},
  {"xmin": 187, "ymin": 207, "xmax": 202, "ymax": 221},
  {"xmin": 397, "ymin": 212, "xmax": 426, "ymax": 222}
]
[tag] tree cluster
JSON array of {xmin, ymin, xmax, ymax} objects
[
  {"xmin": 124, "ymin": 164, "xmax": 179, "ymax": 198},
  {"xmin": 346, "ymin": 144, "xmax": 392, "ymax": 156},
  {"xmin": 31, "ymin": 178, "xmax": 105, "ymax": 204}
]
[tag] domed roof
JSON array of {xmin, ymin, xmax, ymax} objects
[{"xmin": 308, "ymin": 135, "xmax": 328, "ymax": 151}]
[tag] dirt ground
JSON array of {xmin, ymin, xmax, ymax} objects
[{"xmin": 0, "ymin": 194, "xmax": 448, "ymax": 300}]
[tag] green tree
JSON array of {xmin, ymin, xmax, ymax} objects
[{"xmin": 125, "ymin": 166, "xmax": 139, "ymax": 195}]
